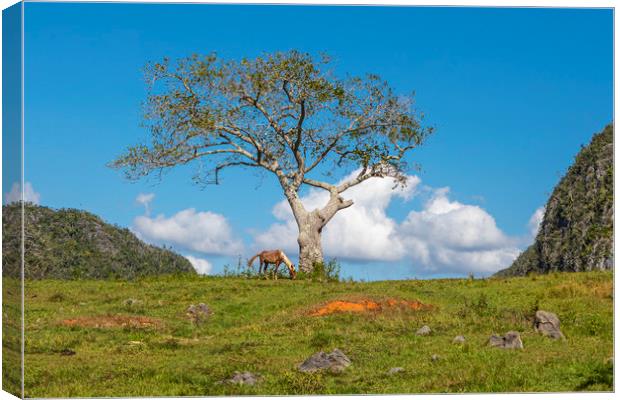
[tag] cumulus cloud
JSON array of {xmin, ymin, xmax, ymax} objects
[
  {"xmin": 254, "ymin": 170, "xmax": 419, "ymax": 261},
  {"xmin": 136, "ymin": 193, "xmax": 155, "ymax": 215},
  {"xmin": 133, "ymin": 208, "xmax": 243, "ymax": 256},
  {"xmin": 399, "ymin": 188, "xmax": 521, "ymax": 274},
  {"xmin": 254, "ymin": 171, "xmax": 521, "ymax": 275},
  {"xmin": 185, "ymin": 255, "xmax": 213, "ymax": 275},
  {"xmin": 528, "ymin": 206, "xmax": 546, "ymax": 238},
  {"xmin": 4, "ymin": 182, "xmax": 41, "ymax": 205}
]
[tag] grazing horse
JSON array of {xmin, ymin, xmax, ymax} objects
[{"xmin": 247, "ymin": 250, "xmax": 297, "ymax": 280}]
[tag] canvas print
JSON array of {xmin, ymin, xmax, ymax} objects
[{"xmin": 1, "ymin": 2, "xmax": 614, "ymax": 397}]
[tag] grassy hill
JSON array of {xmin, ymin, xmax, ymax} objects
[
  {"xmin": 12, "ymin": 271, "xmax": 613, "ymax": 396},
  {"xmin": 496, "ymin": 124, "xmax": 613, "ymax": 276},
  {"xmin": 2, "ymin": 203, "xmax": 195, "ymax": 279}
]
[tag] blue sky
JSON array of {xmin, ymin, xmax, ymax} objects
[{"xmin": 17, "ymin": 3, "xmax": 613, "ymax": 280}]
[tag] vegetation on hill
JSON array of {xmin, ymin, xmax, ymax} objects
[
  {"xmin": 15, "ymin": 271, "xmax": 613, "ymax": 396},
  {"xmin": 2, "ymin": 203, "xmax": 195, "ymax": 280},
  {"xmin": 496, "ymin": 124, "xmax": 613, "ymax": 277}
]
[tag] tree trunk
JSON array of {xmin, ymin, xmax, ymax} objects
[
  {"xmin": 288, "ymin": 190, "xmax": 354, "ymax": 273},
  {"xmin": 297, "ymin": 211, "xmax": 324, "ymax": 273}
]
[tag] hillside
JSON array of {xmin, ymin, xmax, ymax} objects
[
  {"xmin": 10, "ymin": 271, "xmax": 613, "ymax": 396},
  {"xmin": 2, "ymin": 203, "xmax": 195, "ymax": 279},
  {"xmin": 496, "ymin": 124, "xmax": 613, "ymax": 277}
]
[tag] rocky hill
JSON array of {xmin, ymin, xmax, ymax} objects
[
  {"xmin": 496, "ymin": 123, "xmax": 613, "ymax": 277},
  {"xmin": 2, "ymin": 203, "xmax": 195, "ymax": 279}
]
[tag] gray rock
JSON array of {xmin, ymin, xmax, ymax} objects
[
  {"xmin": 186, "ymin": 303, "xmax": 211, "ymax": 324},
  {"xmin": 298, "ymin": 348, "xmax": 351, "ymax": 373},
  {"xmin": 388, "ymin": 367, "xmax": 404, "ymax": 375},
  {"xmin": 452, "ymin": 335, "xmax": 466, "ymax": 344},
  {"xmin": 489, "ymin": 331, "xmax": 523, "ymax": 349},
  {"xmin": 431, "ymin": 354, "xmax": 440, "ymax": 362},
  {"xmin": 225, "ymin": 371, "xmax": 260, "ymax": 386},
  {"xmin": 123, "ymin": 298, "xmax": 141, "ymax": 307},
  {"xmin": 416, "ymin": 325, "xmax": 432, "ymax": 336},
  {"xmin": 534, "ymin": 310, "xmax": 565, "ymax": 340}
]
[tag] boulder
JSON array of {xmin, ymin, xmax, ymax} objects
[
  {"xmin": 431, "ymin": 354, "xmax": 441, "ymax": 362},
  {"xmin": 452, "ymin": 335, "xmax": 466, "ymax": 344},
  {"xmin": 534, "ymin": 310, "xmax": 565, "ymax": 340},
  {"xmin": 298, "ymin": 348, "xmax": 351, "ymax": 373},
  {"xmin": 416, "ymin": 325, "xmax": 432, "ymax": 336},
  {"xmin": 489, "ymin": 331, "xmax": 523, "ymax": 349}
]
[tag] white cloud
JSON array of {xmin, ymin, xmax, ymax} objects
[
  {"xmin": 4, "ymin": 182, "xmax": 41, "ymax": 205},
  {"xmin": 399, "ymin": 188, "xmax": 521, "ymax": 274},
  {"xmin": 136, "ymin": 193, "xmax": 155, "ymax": 215},
  {"xmin": 528, "ymin": 206, "xmax": 545, "ymax": 238},
  {"xmin": 185, "ymin": 255, "xmax": 213, "ymax": 275},
  {"xmin": 254, "ymin": 172, "xmax": 521, "ymax": 275},
  {"xmin": 133, "ymin": 208, "xmax": 243, "ymax": 256},
  {"xmin": 254, "ymin": 170, "xmax": 419, "ymax": 261}
]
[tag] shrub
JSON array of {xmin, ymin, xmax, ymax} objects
[{"xmin": 297, "ymin": 259, "xmax": 341, "ymax": 282}]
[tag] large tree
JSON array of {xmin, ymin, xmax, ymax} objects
[{"xmin": 111, "ymin": 51, "xmax": 433, "ymax": 272}]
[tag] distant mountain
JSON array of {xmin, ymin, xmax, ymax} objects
[
  {"xmin": 2, "ymin": 203, "xmax": 195, "ymax": 279},
  {"xmin": 495, "ymin": 124, "xmax": 613, "ymax": 277}
]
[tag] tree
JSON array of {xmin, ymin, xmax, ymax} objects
[{"xmin": 110, "ymin": 51, "xmax": 433, "ymax": 272}]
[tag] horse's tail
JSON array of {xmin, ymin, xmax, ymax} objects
[{"xmin": 247, "ymin": 253, "xmax": 260, "ymax": 267}]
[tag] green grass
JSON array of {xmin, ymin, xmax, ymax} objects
[{"xmin": 12, "ymin": 271, "xmax": 613, "ymax": 396}]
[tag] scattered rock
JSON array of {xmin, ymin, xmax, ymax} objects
[
  {"xmin": 452, "ymin": 335, "xmax": 466, "ymax": 344},
  {"xmin": 534, "ymin": 310, "xmax": 565, "ymax": 340},
  {"xmin": 123, "ymin": 298, "xmax": 141, "ymax": 307},
  {"xmin": 298, "ymin": 348, "xmax": 351, "ymax": 373},
  {"xmin": 186, "ymin": 303, "xmax": 211, "ymax": 324},
  {"xmin": 431, "ymin": 354, "xmax": 440, "ymax": 362},
  {"xmin": 59, "ymin": 349, "xmax": 76, "ymax": 356},
  {"xmin": 388, "ymin": 367, "xmax": 405, "ymax": 375},
  {"xmin": 416, "ymin": 325, "xmax": 432, "ymax": 336},
  {"xmin": 224, "ymin": 371, "xmax": 260, "ymax": 386},
  {"xmin": 489, "ymin": 331, "xmax": 523, "ymax": 349}
]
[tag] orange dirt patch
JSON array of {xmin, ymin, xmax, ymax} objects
[
  {"xmin": 61, "ymin": 315, "xmax": 161, "ymax": 329},
  {"xmin": 310, "ymin": 298, "xmax": 431, "ymax": 316}
]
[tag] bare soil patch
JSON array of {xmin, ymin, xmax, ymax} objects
[
  {"xmin": 61, "ymin": 315, "xmax": 161, "ymax": 329},
  {"xmin": 310, "ymin": 298, "xmax": 431, "ymax": 316}
]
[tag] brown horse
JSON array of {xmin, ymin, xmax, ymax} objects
[{"xmin": 247, "ymin": 250, "xmax": 297, "ymax": 280}]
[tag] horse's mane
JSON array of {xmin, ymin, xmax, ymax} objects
[{"xmin": 279, "ymin": 250, "xmax": 293, "ymax": 268}]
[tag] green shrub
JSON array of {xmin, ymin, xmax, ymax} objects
[{"xmin": 297, "ymin": 259, "xmax": 341, "ymax": 282}]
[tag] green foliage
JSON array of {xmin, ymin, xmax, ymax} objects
[
  {"xmin": 16, "ymin": 271, "xmax": 612, "ymax": 396},
  {"xmin": 2, "ymin": 203, "xmax": 195, "ymax": 280},
  {"xmin": 497, "ymin": 123, "xmax": 614, "ymax": 277},
  {"xmin": 110, "ymin": 50, "xmax": 433, "ymax": 206},
  {"xmin": 296, "ymin": 259, "xmax": 341, "ymax": 282}
]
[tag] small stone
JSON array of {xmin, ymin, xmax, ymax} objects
[
  {"xmin": 59, "ymin": 349, "xmax": 76, "ymax": 356},
  {"xmin": 123, "ymin": 298, "xmax": 140, "ymax": 307},
  {"xmin": 186, "ymin": 303, "xmax": 211, "ymax": 324},
  {"xmin": 431, "ymin": 354, "xmax": 440, "ymax": 362},
  {"xmin": 452, "ymin": 335, "xmax": 466, "ymax": 344},
  {"xmin": 388, "ymin": 367, "xmax": 405, "ymax": 375},
  {"xmin": 489, "ymin": 331, "xmax": 523, "ymax": 349},
  {"xmin": 226, "ymin": 371, "xmax": 260, "ymax": 386},
  {"xmin": 416, "ymin": 325, "xmax": 432, "ymax": 336},
  {"xmin": 534, "ymin": 310, "xmax": 565, "ymax": 340}
]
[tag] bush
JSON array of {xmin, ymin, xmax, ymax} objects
[{"xmin": 297, "ymin": 259, "xmax": 341, "ymax": 282}]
